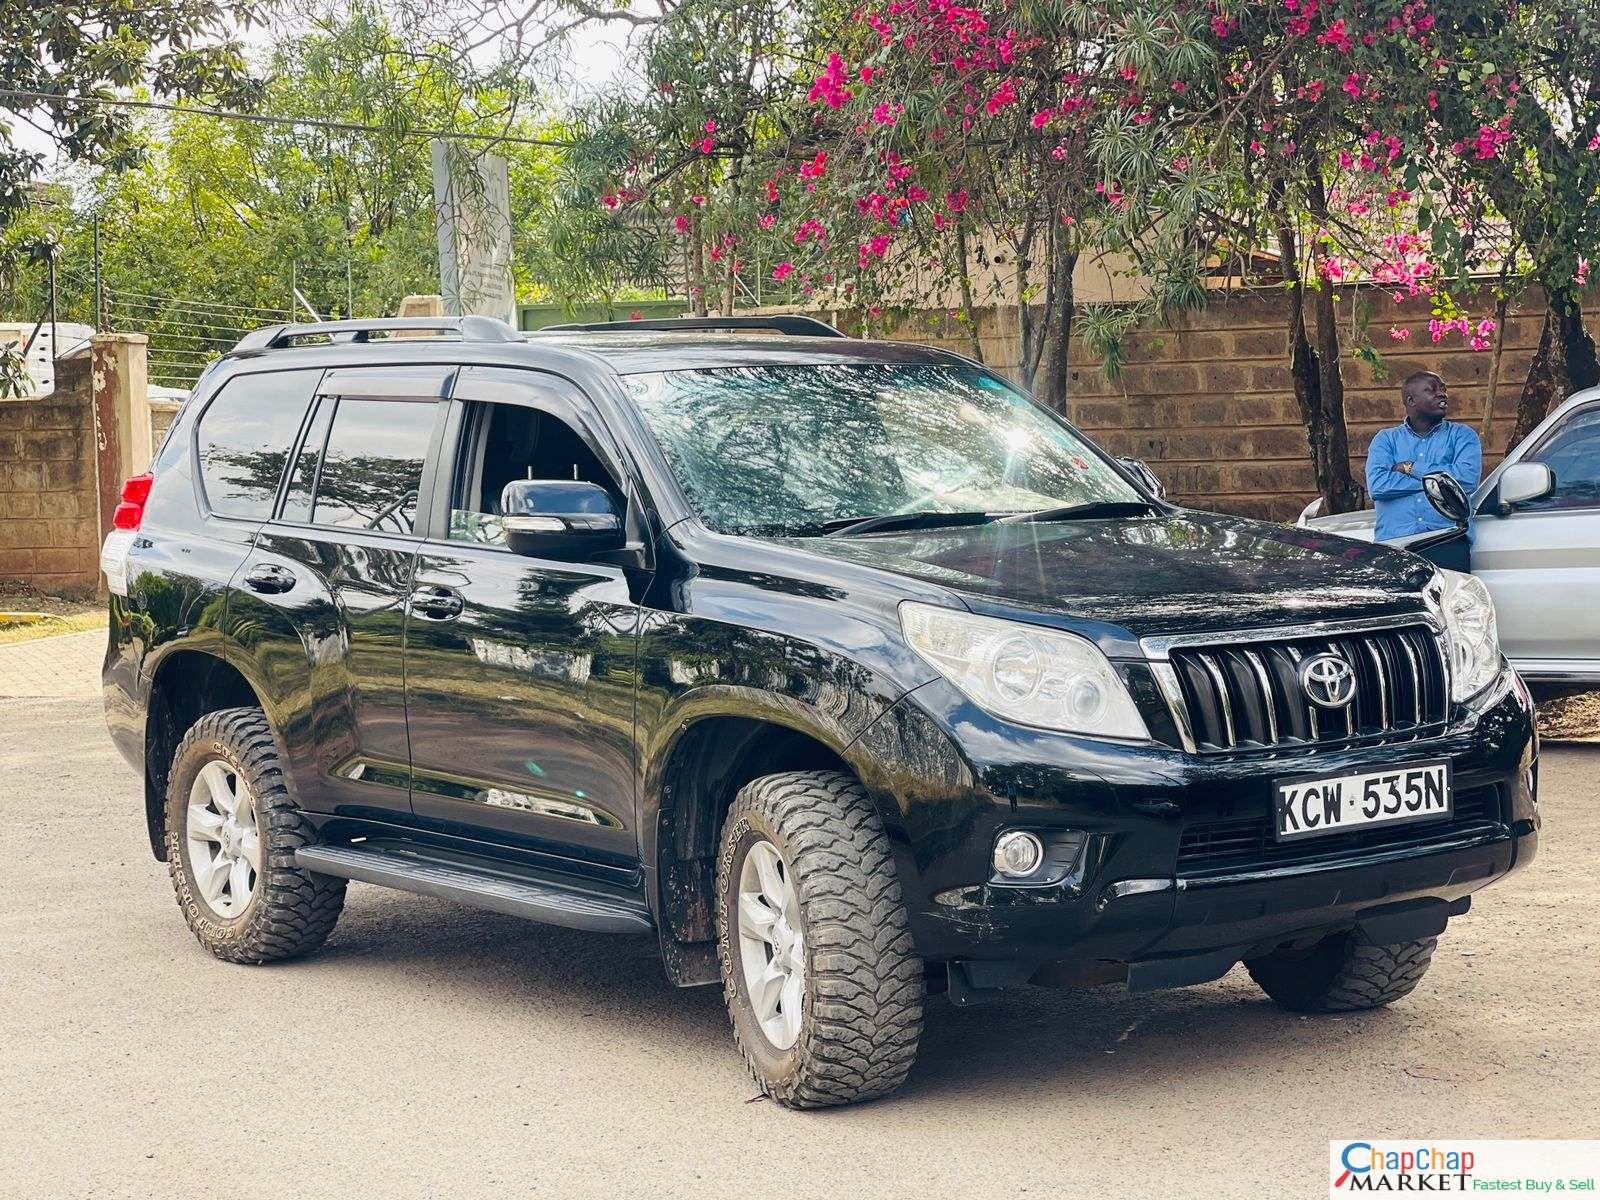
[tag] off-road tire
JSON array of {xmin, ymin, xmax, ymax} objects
[
  {"xmin": 1246, "ymin": 930, "xmax": 1437, "ymax": 1013},
  {"xmin": 715, "ymin": 770, "xmax": 924, "ymax": 1108},
  {"xmin": 165, "ymin": 707, "xmax": 346, "ymax": 964}
]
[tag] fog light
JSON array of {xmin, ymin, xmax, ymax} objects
[{"xmin": 993, "ymin": 831, "xmax": 1044, "ymax": 878}]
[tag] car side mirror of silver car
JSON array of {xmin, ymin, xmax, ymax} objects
[
  {"xmin": 1117, "ymin": 457, "xmax": 1166, "ymax": 500},
  {"xmin": 1495, "ymin": 462, "xmax": 1555, "ymax": 513},
  {"xmin": 1421, "ymin": 471, "xmax": 1470, "ymax": 527}
]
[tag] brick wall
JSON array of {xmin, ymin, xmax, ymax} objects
[
  {"xmin": 868, "ymin": 288, "xmax": 1591, "ymax": 522},
  {"xmin": 0, "ymin": 353, "xmax": 102, "ymax": 596}
]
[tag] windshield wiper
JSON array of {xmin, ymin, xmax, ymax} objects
[
  {"xmin": 824, "ymin": 510, "xmax": 996, "ymax": 538},
  {"xmin": 996, "ymin": 500, "xmax": 1160, "ymax": 525}
]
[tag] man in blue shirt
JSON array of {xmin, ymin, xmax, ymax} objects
[{"xmin": 1365, "ymin": 371, "xmax": 1482, "ymax": 545}]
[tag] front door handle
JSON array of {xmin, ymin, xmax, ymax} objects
[
  {"xmin": 410, "ymin": 584, "xmax": 464, "ymax": 621},
  {"xmin": 243, "ymin": 563, "xmax": 296, "ymax": 594}
]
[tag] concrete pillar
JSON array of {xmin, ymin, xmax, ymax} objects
[{"xmin": 89, "ymin": 333, "xmax": 150, "ymax": 539}]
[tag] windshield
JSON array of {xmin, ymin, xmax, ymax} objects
[{"xmin": 624, "ymin": 362, "xmax": 1142, "ymax": 536}]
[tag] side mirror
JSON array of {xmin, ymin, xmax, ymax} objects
[
  {"xmin": 1421, "ymin": 471, "xmax": 1470, "ymax": 527},
  {"xmin": 1117, "ymin": 456, "xmax": 1166, "ymax": 500},
  {"xmin": 500, "ymin": 480, "xmax": 624, "ymax": 560},
  {"xmin": 1496, "ymin": 461, "xmax": 1554, "ymax": 511}
]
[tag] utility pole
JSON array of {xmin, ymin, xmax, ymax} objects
[
  {"xmin": 93, "ymin": 213, "xmax": 104, "ymax": 332},
  {"xmin": 47, "ymin": 243, "xmax": 58, "ymax": 360}
]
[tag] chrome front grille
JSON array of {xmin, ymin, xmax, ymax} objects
[{"xmin": 1148, "ymin": 619, "xmax": 1449, "ymax": 754}]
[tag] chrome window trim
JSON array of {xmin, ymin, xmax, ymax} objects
[{"xmin": 1139, "ymin": 611, "xmax": 1441, "ymax": 661}]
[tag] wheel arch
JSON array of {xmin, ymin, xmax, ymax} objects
[
  {"xmin": 142, "ymin": 648, "xmax": 264, "ymax": 860},
  {"xmin": 643, "ymin": 688, "xmax": 904, "ymax": 986}
]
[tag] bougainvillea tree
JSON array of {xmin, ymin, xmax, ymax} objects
[
  {"xmin": 757, "ymin": 1, "xmax": 1217, "ymax": 410},
  {"xmin": 1359, "ymin": 0, "xmax": 1600, "ymax": 448},
  {"xmin": 545, "ymin": 0, "xmax": 1595, "ymax": 501}
]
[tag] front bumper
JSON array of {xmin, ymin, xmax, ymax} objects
[{"xmin": 857, "ymin": 667, "xmax": 1539, "ymax": 985}]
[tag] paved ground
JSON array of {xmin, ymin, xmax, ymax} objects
[{"xmin": 2, "ymin": 631, "xmax": 1597, "ymax": 1199}]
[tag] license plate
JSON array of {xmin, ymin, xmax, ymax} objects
[{"xmin": 1274, "ymin": 762, "xmax": 1452, "ymax": 842}]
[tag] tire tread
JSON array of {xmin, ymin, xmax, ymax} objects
[{"xmin": 716, "ymin": 770, "xmax": 923, "ymax": 1108}]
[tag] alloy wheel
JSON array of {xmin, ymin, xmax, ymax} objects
[
  {"xmin": 736, "ymin": 840, "xmax": 806, "ymax": 1051},
  {"xmin": 185, "ymin": 759, "xmax": 261, "ymax": 920}
]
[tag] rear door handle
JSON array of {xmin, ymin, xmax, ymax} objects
[
  {"xmin": 243, "ymin": 563, "xmax": 296, "ymax": 594},
  {"xmin": 410, "ymin": 585, "xmax": 464, "ymax": 621}
]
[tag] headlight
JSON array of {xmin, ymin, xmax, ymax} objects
[
  {"xmin": 899, "ymin": 602, "xmax": 1150, "ymax": 739},
  {"xmin": 1435, "ymin": 569, "xmax": 1501, "ymax": 701}
]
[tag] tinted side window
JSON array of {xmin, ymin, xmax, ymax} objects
[
  {"xmin": 196, "ymin": 371, "xmax": 321, "ymax": 518},
  {"xmin": 312, "ymin": 399, "xmax": 439, "ymax": 533},
  {"xmin": 1525, "ymin": 405, "xmax": 1600, "ymax": 511},
  {"xmin": 280, "ymin": 396, "xmax": 333, "ymax": 524}
]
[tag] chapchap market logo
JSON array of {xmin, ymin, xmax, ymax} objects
[{"xmin": 1334, "ymin": 1142, "xmax": 1475, "ymax": 1191}]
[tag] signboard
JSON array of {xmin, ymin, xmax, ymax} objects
[{"xmin": 431, "ymin": 141, "xmax": 516, "ymax": 324}]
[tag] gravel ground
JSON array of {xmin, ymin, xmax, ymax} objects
[{"xmin": 1, "ymin": 642, "xmax": 1596, "ymax": 1199}]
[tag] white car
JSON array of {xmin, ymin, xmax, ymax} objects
[{"xmin": 1300, "ymin": 387, "xmax": 1600, "ymax": 687}]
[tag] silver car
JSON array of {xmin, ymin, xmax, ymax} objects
[{"xmin": 1300, "ymin": 386, "xmax": 1600, "ymax": 687}]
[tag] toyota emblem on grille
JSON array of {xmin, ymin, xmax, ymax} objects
[{"xmin": 1298, "ymin": 653, "xmax": 1356, "ymax": 709}]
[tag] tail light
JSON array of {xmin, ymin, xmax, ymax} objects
[{"xmin": 112, "ymin": 473, "xmax": 153, "ymax": 530}]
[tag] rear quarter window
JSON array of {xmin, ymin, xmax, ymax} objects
[{"xmin": 195, "ymin": 371, "xmax": 322, "ymax": 519}]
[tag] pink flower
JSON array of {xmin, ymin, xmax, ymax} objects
[
  {"xmin": 985, "ymin": 80, "xmax": 1018, "ymax": 114},
  {"xmin": 1342, "ymin": 73, "xmax": 1363, "ymax": 100},
  {"xmin": 945, "ymin": 190, "xmax": 968, "ymax": 212},
  {"xmin": 800, "ymin": 150, "xmax": 828, "ymax": 178},
  {"xmin": 759, "ymin": 214, "xmax": 776, "ymax": 230},
  {"xmin": 704, "ymin": 119, "xmax": 716, "ymax": 133},
  {"xmin": 1171, "ymin": 80, "xmax": 1187, "ymax": 93},
  {"xmin": 807, "ymin": 52, "xmax": 854, "ymax": 109},
  {"xmin": 772, "ymin": 262, "xmax": 795, "ymax": 281},
  {"xmin": 1030, "ymin": 108, "xmax": 1052, "ymax": 129},
  {"xmin": 673, "ymin": 214, "xmax": 690, "ymax": 234},
  {"xmin": 1388, "ymin": 326, "xmax": 1411, "ymax": 341},
  {"xmin": 691, "ymin": 194, "xmax": 705, "ymax": 206},
  {"xmin": 765, "ymin": 179, "xmax": 779, "ymax": 203},
  {"xmin": 699, "ymin": 137, "xmax": 714, "ymax": 154}
]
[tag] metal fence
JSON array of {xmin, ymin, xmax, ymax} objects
[{"xmin": 102, "ymin": 288, "xmax": 294, "ymax": 390}]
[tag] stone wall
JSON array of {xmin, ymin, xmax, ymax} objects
[
  {"xmin": 868, "ymin": 289, "xmax": 1583, "ymax": 522},
  {"xmin": 0, "ymin": 353, "xmax": 102, "ymax": 596}
]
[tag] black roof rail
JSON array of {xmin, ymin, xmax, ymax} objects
[
  {"xmin": 230, "ymin": 315, "xmax": 523, "ymax": 354},
  {"xmin": 537, "ymin": 315, "xmax": 847, "ymax": 338}
]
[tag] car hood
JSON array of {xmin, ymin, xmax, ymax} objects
[{"xmin": 767, "ymin": 510, "xmax": 1435, "ymax": 644}]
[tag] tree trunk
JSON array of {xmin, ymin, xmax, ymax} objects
[
  {"xmin": 1034, "ymin": 219, "xmax": 1077, "ymax": 413},
  {"xmin": 1506, "ymin": 287, "xmax": 1598, "ymax": 451},
  {"xmin": 952, "ymin": 220, "xmax": 984, "ymax": 364},
  {"xmin": 688, "ymin": 208, "xmax": 708, "ymax": 316},
  {"xmin": 1277, "ymin": 216, "xmax": 1363, "ymax": 515},
  {"xmin": 1479, "ymin": 285, "xmax": 1512, "ymax": 438},
  {"xmin": 1014, "ymin": 226, "xmax": 1036, "ymax": 387}
]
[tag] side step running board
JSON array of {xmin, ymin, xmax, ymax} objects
[{"xmin": 295, "ymin": 844, "xmax": 654, "ymax": 935}]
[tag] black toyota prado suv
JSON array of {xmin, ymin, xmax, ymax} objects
[{"xmin": 102, "ymin": 314, "xmax": 1539, "ymax": 1108}]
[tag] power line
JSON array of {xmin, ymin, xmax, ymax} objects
[{"xmin": 0, "ymin": 89, "xmax": 572, "ymax": 149}]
